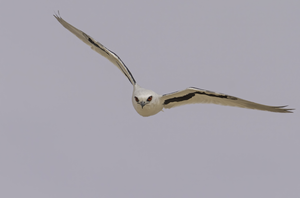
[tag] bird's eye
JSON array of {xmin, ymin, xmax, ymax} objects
[
  {"xmin": 135, "ymin": 97, "xmax": 139, "ymax": 102},
  {"xmin": 147, "ymin": 96, "xmax": 152, "ymax": 102}
]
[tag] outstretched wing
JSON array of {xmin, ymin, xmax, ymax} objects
[
  {"xmin": 54, "ymin": 12, "xmax": 136, "ymax": 85},
  {"xmin": 162, "ymin": 87, "xmax": 293, "ymax": 113}
]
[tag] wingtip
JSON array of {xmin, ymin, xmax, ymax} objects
[
  {"xmin": 276, "ymin": 106, "xmax": 295, "ymax": 113},
  {"xmin": 53, "ymin": 10, "xmax": 61, "ymax": 18},
  {"xmin": 286, "ymin": 109, "xmax": 295, "ymax": 113}
]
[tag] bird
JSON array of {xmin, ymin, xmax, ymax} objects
[{"xmin": 54, "ymin": 12, "xmax": 293, "ymax": 117}]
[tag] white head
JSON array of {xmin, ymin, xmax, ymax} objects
[{"xmin": 132, "ymin": 85, "xmax": 163, "ymax": 117}]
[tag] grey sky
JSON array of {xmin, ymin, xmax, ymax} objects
[{"xmin": 1, "ymin": 0, "xmax": 299, "ymax": 197}]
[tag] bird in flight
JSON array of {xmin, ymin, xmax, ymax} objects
[{"xmin": 54, "ymin": 13, "xmax": 293, "ymax": 117}]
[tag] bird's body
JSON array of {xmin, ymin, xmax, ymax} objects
[
  {"xmin": 54, "ymin": 13, "xmax": 293, "ymax": 117},
  {"xmin": 132, "ymin": 84, "xmax": 163, "ymax": 117}
]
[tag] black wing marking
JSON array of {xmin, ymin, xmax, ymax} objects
[{"xmin": 164, "ymin": 90, "xmax": 236, "ymax": 105}]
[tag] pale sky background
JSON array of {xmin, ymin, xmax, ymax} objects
[{"xmin": 1, "ymin": 0, "xmax": 300, "ymax": 198}]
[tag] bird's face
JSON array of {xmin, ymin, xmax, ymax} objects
[
  {"xmin": 134, "ymin": 95, "xmax": 153, "ymax": 109},
  {"xmin": 132, "ymin": 86, "xmax": 163, "ymax": 117},
  {"xmin": 133, "ymin": 94, "xmax": 161, "ymax": 117}
]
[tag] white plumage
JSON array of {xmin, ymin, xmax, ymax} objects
[{"xmin": 54, "ymin": 13, "xmax": 293, "ymax": 117}]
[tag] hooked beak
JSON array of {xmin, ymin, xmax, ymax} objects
[{"xmin": 140, "ymin": 101, "xmax": 146, "ymax": 109}]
